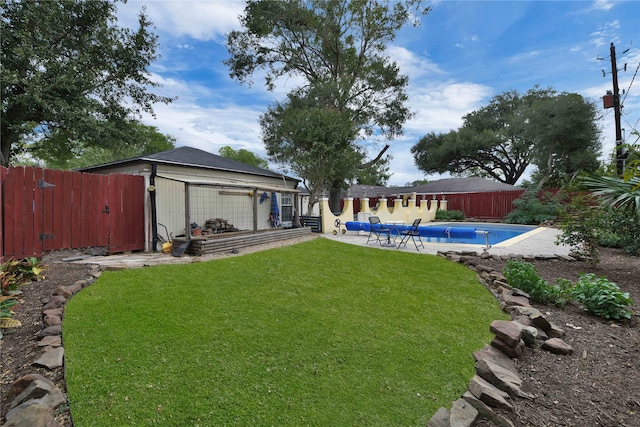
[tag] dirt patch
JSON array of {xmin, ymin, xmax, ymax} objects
[{"xmin": 1, "ymin": 244, "xmax": 639, "ymax": 426}]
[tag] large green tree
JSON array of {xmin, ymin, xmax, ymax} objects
[
  {"xmin": 226, "ymin": 0, "xmax": 427, "ymax": 210},
  {"xmin": 218, "ymin": 146, "xmax": 269, "ymax": 170},
  {"xmin": 412, "ymin": 87, "xmax": 601, "ymax": 187},
  {"xmin": 30, "ymin": 122, "xmax": 176, "ymax": 170},
  {"xmin": 261, "ymin": 90, "xmax": 361, "ymax": 214},
  {"xmin": 0, "ymin": 0, "xmax": 173, "ymax": 166}
]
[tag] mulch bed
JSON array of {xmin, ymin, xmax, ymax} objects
[{"xmin": 1, "ymin": 246, "xmax": 639, "ymax": 426}]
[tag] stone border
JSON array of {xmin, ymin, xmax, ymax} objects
[
  {"xmin": 3, "ymin": 267, "xmax": 100, "ymax": 427},
  {"xmin": 426, "ymin": 250, "xmax": 577, "ymax": 427}
]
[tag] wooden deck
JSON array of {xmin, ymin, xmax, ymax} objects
[{"xmin": 174, "ymin": 227, "xmax": 313, "ymax": 256}]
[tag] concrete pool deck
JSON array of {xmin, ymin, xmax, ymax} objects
[
  {"xmin": 325, "ymin": 225, "xmax": 573, "ymax": 258},
  {"xmin": 58, "ymin": 225, "xmax": 573, "ymax": 269}
]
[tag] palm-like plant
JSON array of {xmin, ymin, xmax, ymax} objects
[{"xmin": 581, "ymin": 175, "xmax": 640, "ymax": 220}]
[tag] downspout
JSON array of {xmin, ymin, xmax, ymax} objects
[{"xmin": 150, "ymin": 163, "xmax": 158, "ymax": 252}]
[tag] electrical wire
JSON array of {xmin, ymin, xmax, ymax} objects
[{"xmin": 621, "ymin": 61, "xmax": 640, "ymax": 107}]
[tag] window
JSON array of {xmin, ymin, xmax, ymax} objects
[{"xmin": 281, "ymin": 193, "xmax": 293, "ymax": 223}]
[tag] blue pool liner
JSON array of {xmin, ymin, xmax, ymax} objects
[{"xmin": 344, "ymin": 222, "xmax": 477, "ymax": 238}]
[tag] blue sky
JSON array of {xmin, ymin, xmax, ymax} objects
[{"xmin": 117, "ymin": 0, "xmax": 640, "ymax": 186}]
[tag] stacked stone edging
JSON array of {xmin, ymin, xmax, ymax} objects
[
  {"xmin": 2, "ymin": 267, "xmax": 101, "ymax": 427},
  {"xmin": 427, "ymin": 251, "xmax": 576, "ymax": 427}
]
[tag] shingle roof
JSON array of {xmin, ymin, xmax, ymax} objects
[
  {"xmin": 80, "ymin": 146, "xmax": 298, "ymax": 182},
  {"xmin": 349, "ymin": 177, "xmax": 521, "ymax": 198}
]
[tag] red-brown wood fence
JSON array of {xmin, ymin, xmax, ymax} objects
[
  {"xmin": 1, "ymin": 166, "xmax": 145, "ymax": 261},
  {"xmin": 442, "ymin": 190, "xmax": 526, "ymax": 219},
  {"xmin": 353, "ymin": 190, "xmax": 526, "ymax": 220}
]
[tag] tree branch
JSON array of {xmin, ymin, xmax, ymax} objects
[{"xmin": 356, "ymin": 144, "xmax": 389, "ymax": 169}]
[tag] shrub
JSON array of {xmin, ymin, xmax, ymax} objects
[
  {"xmin": 435, "ymin": 209, "xmax": 465, "ymax": 221},
  {"xmin": 570, "ymin": 273, "xmax": 634, "ymax": 320},
  {"xmin": 556, "ymin": 193, "xmax": 604, "ymax": 263},
  {"xmin": 502, "ymin": 260, "xmax": 568, "ymax": 306},
  {"xmin": 0, "ymin": 258, "xmax": 46, "ymax": 336},
  {"xmin": 505, "ymin": 190, "xmax": 564, "ymax": 225}
]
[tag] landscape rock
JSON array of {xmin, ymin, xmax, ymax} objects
[
  {"xmin": 475, "ymin": 358, "xmax": 523, "ymax": 398},
  {"xmin": 43, "ymin": 315, "xmax": 61, "ymax": 328},
  {"xmin": 52, "ymin": 286, "xmax": 72, "ymax": 298},
  {"xmin": 529, "ymin": 311, "xmax": 552, "ymax": 333},
  {"xmin": 73, "ymin": 278, "xmax": 92, "ymax": 288},
  {"xmin": 37, "ymin": 336, "xmax": 61, "ymax": 348},
  {"xmin": 547, "ymin": 322, "xmax": 566, "ymax": 338},
  {"xmin": 542, "ymin": 337, "xmax": 574, "ymax": 355},
  {"xmin": 2, "ymin": 403, "xmax": 56, "ymax": 427},
  {"xmin": 468, "ymin": 375, "xmax": 513, "ymax": 411},
  {"xmin": 490, "ymin": 320, "xmax": 524, "ymax": 348},
  {"xmin": 449, "ymin": 398, "xmax": 478, "ymax": 427},
  {"xmin": 427, "ymin": 407, "xmax": 450, "ymax": 427},
  {"xmin": 36, "ymin": 325, "xmax": 62, "ymax": 338},
  {"xmin": 9, "ymin": 378, "xmax": 55, "ymax": 409},
  {"xmin": 520, "ymin": 326, "xmax": 539, "ymax": 347},
  {"xmin": 7, "ymin": 374, "xmax": 55, "ymax": 401},
  {"xmin": 473, "ymin": 346, "xmax": 517, "ymax": 372},
  {"xmin": 500, "ymin": 292, "xmax": 530, "ymax": 308},
  {"xmin": 462, "ymin": 392, "xmax": 516, "ymax": 427},
  {"xmin": 32, "ymin": 347, "xmax": 64, "ymax": 370},
  {"xmin": 41, "ymin": 296, "xmax": 66, "ymax": 311},
  {"xmin": 490, "ymin": 336, "xmax": 525, "ymax": 358},
  {"xmin": 41, "ymin": 308, "xmax": 63, "ymax": 317}
]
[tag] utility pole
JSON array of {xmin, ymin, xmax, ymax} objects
[{"xmin": 609, "ymin": 42, "xmax": 624, "ymax": 176}]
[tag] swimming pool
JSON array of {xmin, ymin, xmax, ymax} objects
[
  {"xmin": 344, "ymin": 221, "xmax": 537, "ymax": 246},
  {"xmin": 420, "ymin": 223, "xmax": 537, "ymax": 245}
]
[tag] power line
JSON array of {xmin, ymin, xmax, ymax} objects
[{"xmin": 621, "ymin": 61, "xmax": 640, "ymax": 107}]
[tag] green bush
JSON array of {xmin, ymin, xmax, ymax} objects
[
  {"xmin": 556, "ymin": 193, "xmax": 603, "ymax": 263},
  {"xmin": 435, "ymin": 209, "xmax": 465, "ymax": 221},
  {"xmin": 503, "ymin": 260, "xmax": 634, "ymax": 320},
  {"xmin": 570, "ymin": 273, "xmax": 634, "ymax": 320},
  {"xmin": 1, "ymin": 257, "xmax": 46, "ymax": 335},
  {"xmin": 505, "ymin": 190, "xmax": 564, "ymax": 225},
  {"xmin": 502, "ymin": 260, "xmax": 568, "ymax": 306}
]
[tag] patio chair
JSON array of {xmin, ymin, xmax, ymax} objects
[
  {"xmin": 397, "ymin": 218, "xmax": 424, "ymax": 251},
  {"xmin": 366, "ymin": 216, "xmax": 391, "ymax": 245}
]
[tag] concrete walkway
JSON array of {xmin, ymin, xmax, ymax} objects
[
  {"xmin": 325, "ymin": 226, "xmax": 573, "ymax": 258},
  {"xmin": 60, "ymin": 225, "xmax": 573, "ymax": 268}
]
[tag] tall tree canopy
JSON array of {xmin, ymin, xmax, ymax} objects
[
  {"xmin": 0, "ymin": 0, "xmax": 173, "ymax": 166},
  {"xmin": 218, "ymin": 146, "xmax": 269, "ymax": 170},
  {"xmin": 226, "ymin": 0, "xmax": 428, "ymax": 209},
  {"xmin": 411, "ymin": 87, "xmax": 601, "ymax": 187},
  {"xmin": 29, "ymin": 122, "xmax": 176, "ymax": 170}
]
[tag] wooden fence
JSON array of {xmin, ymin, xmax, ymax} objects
[
  {"xmin": 442, "ymin": 190, "xmax": 526, "ymax": 219},
  {"xmin": 1, "ymin": 166, "xmax": 145, "ymax": 261}
]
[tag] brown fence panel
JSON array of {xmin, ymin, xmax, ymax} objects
[
  {"xmin": 445, "ymin": 190, "xmax": 525, "ymax": 219},
  {"xmin": 1, "ymin": 167, "xmax": 144, "ymax": 259},
  {"xmin": 108, "ymin": 173, "xmax": 145, "ymax": 252}
]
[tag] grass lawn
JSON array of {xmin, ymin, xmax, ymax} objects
[{"xmin": 63, "ymin": 238, "xmax": 506, "ymax": 426}]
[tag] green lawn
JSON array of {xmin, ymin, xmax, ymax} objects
[{"xmin": 63, "ymin": 238, "xmax": 505, "ymax": 426}]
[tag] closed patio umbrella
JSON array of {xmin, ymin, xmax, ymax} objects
[{"xmin": 270, "ymin": 192, "xmax": 280, "ymax": 227}]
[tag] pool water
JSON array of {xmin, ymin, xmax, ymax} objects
[
  {"xmin": 417, "ymin": 223, "xmax": 537, "ymax": 245},
  {"xmin": 345, "ymin": 221, "xmax": 537, "ymax": 246}
]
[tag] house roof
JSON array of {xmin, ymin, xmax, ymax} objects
[
  {"xmin": 349, "ymin": 177, "xmax": 521, "ymax": 198},
  {"xmin": 80, "ymin": 146, "xmax": 299, "ymax": 182}
]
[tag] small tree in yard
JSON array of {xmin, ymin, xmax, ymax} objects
[{"xmin": 226, "ymin": 0, "xmax": 428, "ymax": 212}]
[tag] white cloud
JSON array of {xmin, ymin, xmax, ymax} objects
[
  {"xmin": 405, "ymin": 81, "xmax": 492, "ymax": 133},
  {"xmin": 386, "ymin": 45, "xmax": 444, "ymax": 79},
  {"xmin": 118, "ymin": 1, "xmax": 244, "ymax": 41},
  {"xmin": 591, "ymin": 0, "xmax": 615, "ymax": 11}
]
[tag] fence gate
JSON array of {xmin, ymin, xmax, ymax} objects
[{"xmin": 1, "ymin": 166, "xmax": 144, "ymax": 260}]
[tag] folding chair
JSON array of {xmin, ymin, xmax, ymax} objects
[
  {"xmin": 397, "ymin": 218, "xmax": 424, "ymax": 250},
  {"xmin": 367, "ymin": 216, "xmax": 391, "ymax": 245}
]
